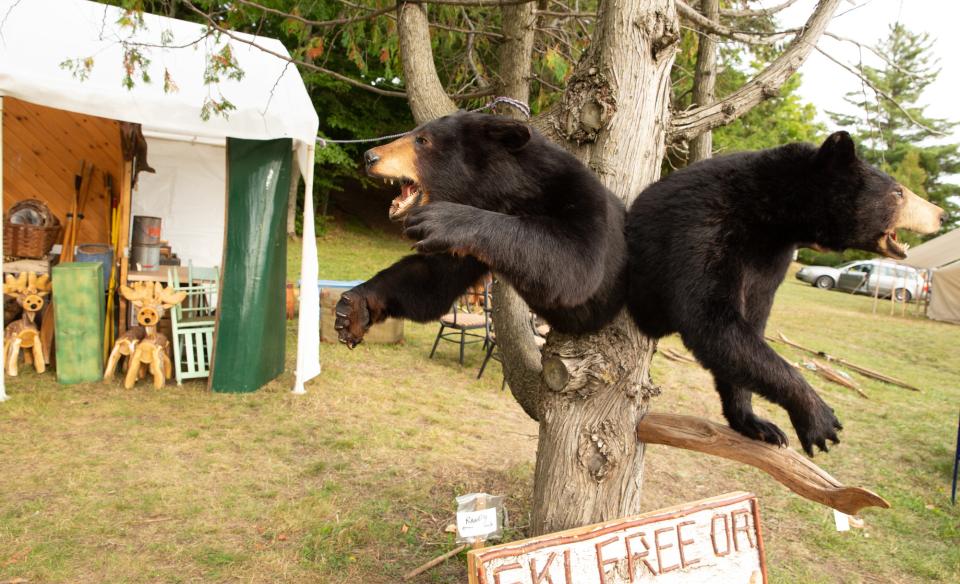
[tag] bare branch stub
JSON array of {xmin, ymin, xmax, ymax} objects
[
  {"xmin": 552, "ymin": 68, "xmax": 617, "ymax": 144},
  {"xmin": 669, "ymin": 0, "xmax": 842, "ymax": 144}
]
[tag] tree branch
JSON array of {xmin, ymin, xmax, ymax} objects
[
  {"xmin": 822, "ymin": 31, "xmax": 926, "ymax": 82},
  {"xmin": 677, "ymin": 0, "xmax": 797, "ymax": 45},
  {"xmin": 720, "ymin": 0, "xmax": 802, "ymax": 18},
  {"xmin": 180, "ymin": 0, "xmax": 492, "ymax": 101},
  {"xmin": 491, "ymin": 0, "xmax": 543, "ymax": 421},
  {"xmin": 637, "ymin": 413, "xmax": 890, "ymax": 515},
  {"xmin": 814, "ymin": 47, "xmax": 948, "ymax": 137},
  {"xmin": 669, "ymin": 0, "xmax": 842, "ymax": 144},
  {"xmin": 397, "ymin": 3, "xmax": 458, "ymax": 122},
  {"xmin": 234, "ymin": 0, "xmax": 395, "ymax": 28},
  {"xmin": 688, "ymin": 0, "xmax": 718, "ymax": 162}
]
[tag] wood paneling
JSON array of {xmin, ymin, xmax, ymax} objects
[{"xmin": 2, "ymin": 98, "xmax": 121, "ymax": 246}]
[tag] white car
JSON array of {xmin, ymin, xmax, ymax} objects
[{"xmin": 796, "ymin": 260, "xmax": 925, "ymax": 302}]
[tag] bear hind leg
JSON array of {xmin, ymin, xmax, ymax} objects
[{"xmin": 683, "ymin": 311, "xmax": 841, "ymax": 455}]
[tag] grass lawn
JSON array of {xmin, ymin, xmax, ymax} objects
[{"xmin": 2, "ymin": 218, "xmax": 958, "ymax": 583}]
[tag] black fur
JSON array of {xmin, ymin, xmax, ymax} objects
[
  {"xmin": 338, "ymin": 118, "xmax": 905, "ymax": 456},
  {"xmin": 339, "ymin": 112, "xmax": 626, "ymax": 337},
  {"xmin": 626, "ymin": 131, "xmax": 901, "ymax": 455}
]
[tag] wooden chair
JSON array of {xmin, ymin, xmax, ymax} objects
[
  {"xmin": 167, "ymin": 263, "xmax": 219, "ymax": 385},
  {"xmin": 429, "ymin": 282, "xmax": 490, "ymax": 366}
]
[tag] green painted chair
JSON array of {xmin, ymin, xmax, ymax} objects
[{"xmin": 167, "ymin": 263, "xmax": 219, "ymax": 385}]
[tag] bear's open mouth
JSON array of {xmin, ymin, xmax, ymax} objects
[
  {"xmin": 878, "ymin": 230, "xmax": 910, "ymax": 260},
  {"xmin": 382, "ymin": 176, "xmax": 423, "ymax": 221}
]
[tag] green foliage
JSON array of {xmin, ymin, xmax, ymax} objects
[
  {"xmin": 802, "ymin": 24, "xmax": 960, "ymax": 266},
  {"xmin": 829, "ymin": 24, "xmax": 959, "ymax": 231},
  {"xmin": 714, "ymin": 75, "xmax": 825, "ymax": 152}
]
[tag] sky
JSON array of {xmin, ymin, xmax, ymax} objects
[{"xmin": 777, "ymin": 0, "xmax": 959, "ymax": 144}]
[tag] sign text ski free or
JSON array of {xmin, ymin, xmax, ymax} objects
[{"xmin": 467, "ymin": 492, "xmax": 766, "ymax": 584}]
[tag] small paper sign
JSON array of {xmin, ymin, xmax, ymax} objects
[
  {"xmin": 467, "ymin": 491, "xmax": 766, "ymax": 584},
  {"xmin": 456, "ymin": 493, "xmax": 505, "ymax": 543},
  {"xmin": 459, "ymin": 508, "xmax": 499, "ymax": 538}
]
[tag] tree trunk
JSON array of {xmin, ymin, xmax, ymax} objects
[
  {"xmin": 528, "ymin": 0, "xmax": 679, "ymax": 535},
  {"xmin": 398, "ymin": 3, "xmax": 457, "ymax": 122},
  {"xmin": 689, "ymin": 0, "xmax": 719, "ymax": 162},
  {"xmin": 393, "ymin": 0, "xmax": 837, "ymax": 539},
  {"xmin": 490, "ymin": 1, "xmax": 545, "ymax": 421}
]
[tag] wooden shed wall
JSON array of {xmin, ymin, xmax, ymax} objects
[{"xmin": 2, "ymin": 97, "xmax": 121, "ymax": 247}]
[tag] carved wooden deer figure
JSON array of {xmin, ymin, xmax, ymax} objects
[
  {"xmin": 104, "ymin": 281, "xmax": 185, "ymax": 389},
  {"xmin": 3, "ymin": 272, "xmax": 52, "ymax": 376}
]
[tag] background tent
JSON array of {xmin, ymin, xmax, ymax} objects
[
  {"xmin": 0, "ymin": 0, "xmax": 321, "ymax": 393},
  {"xmin": 902, "ymin": 228, "xmax": 960, "ymax": 324}
]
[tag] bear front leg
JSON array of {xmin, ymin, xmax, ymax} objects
[
  {"xmin": 335, "ymin": 253, "xmax": 489, "ymax": 348},
  {"xmin": 683, "ymin": 313, "xmax": 842, "ymax": 456},
  {"xmin": 404, "ymin": 202, "xmax": 607, "ymax": 307},
  {"xmin": 715, "ymin": 378, "xmax": 788, "ymax": 447}
]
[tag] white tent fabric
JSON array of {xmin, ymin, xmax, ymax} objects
[
  {"xmin": 904, "ymin": 228, "xmax": 960, "ymax": 325},
  {"xmin": 902, "ymin": 228, "xmax": 960, "ymax": 270},
  {"xmin": 133, "ymin": 137, "xmax": 227, "ymax": 269},
  {"xmin": 929, "ymin": 261, "xmax": 960, "ymax": 324},
  {"xmin": 0, "ymin": 0, "xmax": 322, "ymax": 393}
]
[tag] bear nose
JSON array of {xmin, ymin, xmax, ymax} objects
[{"xmin": 364, "ymin": 150, "xmax": 380, "ymax": 169}]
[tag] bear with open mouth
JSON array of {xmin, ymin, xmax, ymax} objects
[{"xmin": 335, "ymin": 112, "xmax": 944, "ymax": 456}]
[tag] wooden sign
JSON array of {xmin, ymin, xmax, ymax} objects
[{"xmin": 467, "ymin": 492, "xmax": 766, "ymax": 584}]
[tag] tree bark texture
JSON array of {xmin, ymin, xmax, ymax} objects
[
  {"xmin": 528, "ymin": 0, "xmax": 679, "ymax": 536},
  {"xmin": 394, "ymin": 0, "xmax": 839, "ymax": 540},
  {"xmin": 532, "ymin": 313, "xmax": 659, "ymax": 532},
  {"xmin": 688, "ymin": 0, "xmax": 718, "ymax": 162},
  {"xmin": 398, "ymin": 2, "xmax": 457, "ymax": 123},
  {"xmin": 490, "ymin": 1, "xmax": 545, "ymax": 421}
]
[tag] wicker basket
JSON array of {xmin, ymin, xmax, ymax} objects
[{"xmin": 4, "ymin": 221, "xmax": 62, "ymax": 259}]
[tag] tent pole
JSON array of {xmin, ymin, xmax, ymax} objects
[
  {"xmin": 293, "ymin": 143, "xmax": 320, "ymax": 394},
  {"xmin": 0, "ymin": 95, "xmax": 7, "ymax": 402}
]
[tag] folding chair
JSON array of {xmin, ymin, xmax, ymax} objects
[
  {"xmin": 167, "ymin": 263, "xmax": 219, "ymax": 385},
  {"xmin": 430, "ymin": 282, "xmax": 490, "ymax": 366}
]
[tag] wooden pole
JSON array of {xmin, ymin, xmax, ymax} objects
[
  {"xmin": 770, "ymin": 331, "xmax": 922, "ymax": 392},
  {"xmin": 117, "ymin": 160, "xmax": 133, "ymax": 333},
  {"xmin": 901, "ymin": 270, "xmax": 908, "ymax": 317},
  {"xmin": 402, "ymin": 544, "xmax": 468, "ymax": 581},
  {"xmin": 872, "ymin": 264, "xmax": 881, "ymax": 314},
  {"xmin": 889, "ymin": 262, "xmax": 897, "ymax": 316},
  {"xmin": 637, "ymin": 413, "xmax": 889, "ymax": 515},
  {"xmin": 0, "ymin": 96, "xmax": 6, "ymax": 401}
]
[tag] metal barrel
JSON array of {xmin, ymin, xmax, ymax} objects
[
  {"xmin": 131, "ymin": 243, "xmax": 162, "ymax": 271},
  {"xmin": 75, "ymin": 243, "xmax": 114, "ymax": 290},
  {"xmin": 132, "ymin": 215, "xmax": 162, "ymax": 245}
]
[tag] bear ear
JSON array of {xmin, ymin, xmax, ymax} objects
[
  {"xmin": 485, "ymin": 118, "xmax": 532, "ymax": 151},
  {"xmin": 816, "ymin": 131, "xmax": 857, "ymax": 167}
]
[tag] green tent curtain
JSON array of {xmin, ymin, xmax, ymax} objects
[{"xmin": 211, "ymin": 138, "xmax": 292, "ymax": 392}]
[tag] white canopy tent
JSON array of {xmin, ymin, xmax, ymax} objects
[
  {"xmin": 0, "ymin": 0, "xmax": 321, "ymax": 397},
  {"xmin": 902, "ymin": 228, "xmax": 960, "ymax": 324}
]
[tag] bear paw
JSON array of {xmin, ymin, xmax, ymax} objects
[
  {"xmin": 727, "ymin": 413, "xmax": 789, "ymax": 448},
  {"xmin": 334, "ymin": 290, "xmax": 371, "ymax": 349},
  {"xmin": 790, "ymin": 398, "xmax": 843, "ymax": 457},
  {"xmin": 403, "ymin": 203, "xmax": 472, "ymax": 254}
]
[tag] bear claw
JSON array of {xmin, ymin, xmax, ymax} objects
[
  {"xmin": 791, "ymin": 401, "xmax": 843, "ymax": 457},
  {"xmin": 728, "ymin": 413, "xmax": 789, "ymax": 447},
  {"xmin": 334, "ymin": 291, "xmax": 371, "ymax": 349}
]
